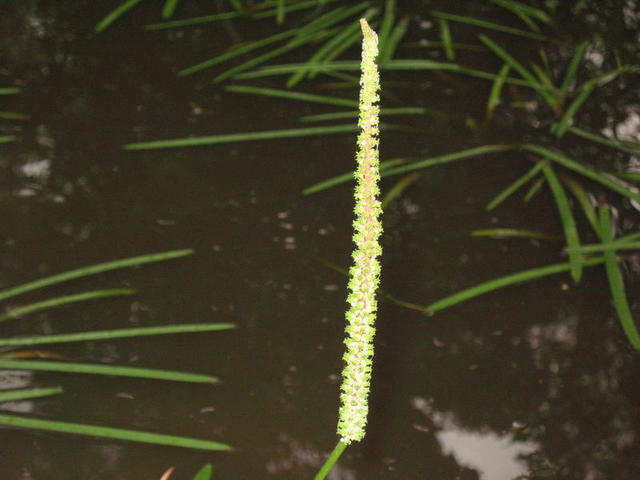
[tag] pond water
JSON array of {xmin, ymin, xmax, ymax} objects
[{"xmin": 1, "ymin": 1, "xmax": 639, "ymax": 479}]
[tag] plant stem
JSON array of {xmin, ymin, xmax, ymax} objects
[{"xmin": 314, "ymin": 441, "xmax": 348, "ymax": 480}]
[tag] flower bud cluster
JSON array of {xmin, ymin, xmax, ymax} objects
[{"xmin": 337, "ymin": 19, "xmax": 381, "ymax": 445}]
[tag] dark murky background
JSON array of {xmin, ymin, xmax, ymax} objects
[{"xmin": 1, "ymin": 1, "xmax": 639, "ymax": 479}]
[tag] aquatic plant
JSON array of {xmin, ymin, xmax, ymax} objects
[{"xmin": 0, "ymin": 250, "xmax": 234, "ymax": 449}]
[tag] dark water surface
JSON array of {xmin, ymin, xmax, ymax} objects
[{"xmin": 1, "ymin": 1, "xmax": 640, "ymax": 479}]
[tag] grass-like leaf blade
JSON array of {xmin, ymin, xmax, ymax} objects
[
  {"xmin": 471, "ymin": 228, "xmax": 558, "ymax": 240},
  {"xmin": 568, "ymin": 126, "xmax": 640, "ymax": 155},
  {"xmin": 178, "ymin": 29, "xmax": 299, "ymax": 76},
  {"xmin": 542, "ymin": 164, "xmax": 582, "ymax": 282},
  {"xmin": 0, "ymin": 249, "xmax": 193, "ymax": 302},
  {"xmin": 124, "ymin": 124, "xmax": 358, "ymax": 150},
  {"xmin": 433, "ymin": 11, "xmax": 548, "ymax": 40},
  {"xmin": 193, "ymin": 464, "xmax": 214, "ymax": 480},
  {"xmin": 558, "ymin": 174, "xmax": 600, "ymax": 236},
  {"xmin": 381, "ymin": 173, "xmax": 421, "ymax": 209},
  {"xmin": 144, "ymin": 11, "xmax": 242, "ymax": 30},
  {"xmin": 225, "ymin": 85, "xmax": 357, "ymax": 108},
  {"xmin": 162, "ymin": 0, "xmax": 181, "ymax": 19},
  {"xmin": 486, "ymin": 64, "xmax": 510, "ymax": 120},
  {"xmin": 0, "ymin": 323, "xmax": 235, "ymax": 347},
  {"xmin": 559, "ymin": 41, "xmax": 588, "ymax": 97},
  {"xmin": 427, "ymin": 257, "xmax": 605, "ymax": 312},
  {"xmin": 478, "ymin": 34, "xmax": 555, "ymax": 106},
  {"xmin": 0, "ymin": 360, "xmax": 218, "ymax": 383},
  {"xmin": 521, "ymin": 144, "xmax": 640, "ymax": 203},
  {"xmin": 0, "ymin": 387, "xmax": 63, "ymax": 404},
  {"xmin": 485, "ymin": 159, "xmax": 545, "ymax": 210},
  {"xmin": 378, "ymin": 15, "xmax": 409, "ymax": 64},
  {"xmin": 0, "ymin": 289, "xmax": 136, "ymax": 322},
  {"xmin": 599, "ymin": 206, "xmax": 640, "ymax": 350},
  {"xmin": 0, "ymin": 413, "xmax": 231, "ymax": 450},
  {"xmin": 95, "ymin": 0, "xmax": 145, "ymax": 33}
]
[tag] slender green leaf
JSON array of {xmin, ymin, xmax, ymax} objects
[
  {"xmin": 558, "ymin": 174, "xmax": 600, "ymax": 236},
  {"xmin": 95, "ymin": 0, "xmax": 145, "ymax": 33},
  {"xmin": 427, "ymin": 257, "xmax": 605, "ymax": 312},
  {"xmin": 225, "ymin": 85, "xmax": 357, "ymax": 108},
  {"xmin": 555, "ymin": 66, "xmax": 635, "ymax": 137},
  {"xmin": 288, "ymin": 9, "xmax": 372, "ymax": 86},
  {"xmin": 252, "ymin": 0, "xmax": 342, "ymax": 20},
  {"xmin": 227, "ymin": 0, "xmax": 243, "ymax": 13},
  {"xmin": 309, "ymin": 27, "xmax": 362, "ymax": 73},
  {"xmin": 559, "ymin": 41, "xmax": 588, "ymax": 97},
  {"xmin": 599, "ymin": 207, "xmax": 640, "ymax": 350},
  {"xmin": 0, "ymin": 360, "xmax": 217, "ymax": 383},
  {"xmin": 478, "ymin": 34, "xmax": 556, "ymax": 107},
  {"xmin": 490, "ymin": 0, "xmax": 540, "ymax": 32},
  {"xmin": 378, "ymin": 15, "xmax": 409, "ymax": 64},
  {"xmin": 616, "ymin": 232, "xmax": 640, "ymax": 243},
  {"xmin": 178, "ymin": 29, "xmax": 299, "ymax": 76},
  {"xmin": 380, "ymin": 144, "xmax": 514, "ymax": 178},
  {"xmin": 162, "ymin": 0, "xmax": 180, "ymax": 19},
  {"xmin": 553, "ymin": 83, "xmax": 595, "ymax": 137},
  {"xmin": 387, "ymin": 59, "xmax": 556, "ymax": 90},
  {"xmin": 433, "ymin": 11, "xmax": 548, "ymax": 40},
  {"xmin": 439, "ymin": 18, "xmax": 455, "ymax": 61},
  {"xmin": 234, "ymin": 59, "xmax": 553, "ymax": 90},
  {"xmin": 0, "ymin": 136, "xmax": 17, "ymax": 144},
  {"xmin": 568, "ymin": 126, "xmax": 640, "ymax": 155},
  {"xmin": 521, "ymin": 144, "xmax": 640, "ymax": 203},
  {"xmin": 307, "ymin": 12, "xmax": 378, "ymax": 78},
  {"xmin": 0, "ymin": 413, "xmax": 230, "ymax": 450},
  {"xmin": 486, "ymin": 160, "xmax": 545, "ymax": 211},
  {"xmin": 213, "ymin": 29, "xmax": 334, "ymax": 84},
  {"xmin": 0, "ymin": 289, "xmax": 136, "ymax": 322},
  {"xmin": 0, "ymin": 387, "xmax": 63, "ymax": 404},
  {"xmin": 523, "ymin": 175, "xmax": 545, "ymax": 201},
  {"xmin": 530, "ymin": 63, "xmax": 554, "ymax": 90},
  {"xmin": 0, "ymin": 323, "xmax": 235, "ymax": 347},
  {"xmin": 0, "ymin": 249, "xmax": 193, "ymax": 302},
  {"xmin": 0, "ymin": 88, "xmax": 21, "ymax": 95},
  {"xmin": 0, "ymin": 111, "xmax": 29, "ymax": 121},
  {"xmin": 144, "ymin": 11, "xmax": 242, "ymax": 30},
  {"xmin": 124, "ymin": 124, "xmax": 358, "ymax": 150},
  {"xmin": 567, "ymin": 241, "xmax": 640, "ymax": 254},
  {"xmin": 193, "ymin": 464, "xmax": 214, "ymax": 480},
  {"xmin": 378, "ymin": 0, "xmax": 396, "ymax": 59},
  {"xmin": 542, "ymin": 164, "xmax": 582, "ymax": 281},
  {"xmin": 488, "ymin": 0, "xmax": 551, "ymax": 23},
  {"xmin": 291, "ymin": 2, "xmax": 369, "ymax": 41},
  {"xmin": 276, "ymin": 0, "xmax": 285, "ymax": 24},
  {"xmin": 471, "ymin": 228, "xmax": 559, "ymax": 240},
  {"xmin": 616, "ymin": 172, "xmax": 640, "ymax": 182},
  {"xmin": 381, "ymin": 173, "xmax": 421, "ymax": 209},
  {"xmin": 486, "ymin": 64, "xmax": 510, "ymax": 119}
]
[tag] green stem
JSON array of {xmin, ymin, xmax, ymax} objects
[{"xmin": 314, "ymin": 441, "xmax": 348, "ymax": 480}]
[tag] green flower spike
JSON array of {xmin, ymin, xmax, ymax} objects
[{"xmin": 337, "ymin": 18, "xmax": 382, "ymax": 445}]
